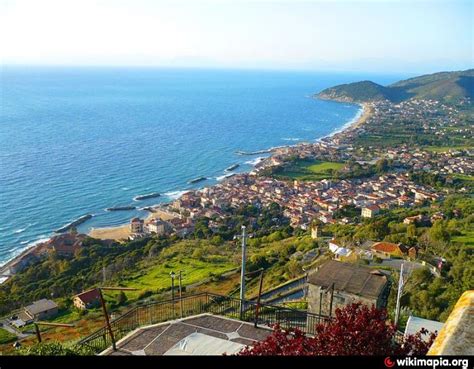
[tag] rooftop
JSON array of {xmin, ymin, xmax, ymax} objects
[
  {"xmin": 307, "ymin": 260, "xmax": 388, "ymax": 299},
  {"xmin": 74, "ymin": 288, "xmax": 100, "ymax": 304},
  {"xmin": 25, "ymin": 298, "xmax": 58, "ymax": 315},
  {"xmin": 102, "ymin": 314, "xmax": 272, "ymax": 356},
  {"xmin": 404, "ymin": 316, "xmax": 444, "ymax": 342}
]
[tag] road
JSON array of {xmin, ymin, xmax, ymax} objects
[{"xmin": 0, "ymin": 319, "xmax": 29, "ymax": 339}]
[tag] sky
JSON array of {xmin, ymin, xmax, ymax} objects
[{"xmin": 0, "ymin": 0, "xmax": 472, "ymax": 73}]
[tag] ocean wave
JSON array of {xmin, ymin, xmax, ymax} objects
[
  {"xmin": 316, "ymin": 105, "xmax": 364, "ymax": 142},
  {"xmin": 282, "ymin": 138, "xmax": 301, "ymax": 141},
  {"xmin": 164, "ymin": 190, "xmax": 188, "ymax": 200},
  {"xmin": 27, "ymin": 236, "xmax": 50, "ymax": 247},
  {"xmin": 216, "ymin": 173, "xmax": 235, "ymax": 181},
  {"xmin": 245, "ymin": 157, "xmax": 265, "ymax": 166},
  {"xmin": 13, "ymin": 223, "xmax": 33, "ymax": 234},
  {"xmin": 20, "ymin": 240, "xmax": 30, "ymax": 245}
]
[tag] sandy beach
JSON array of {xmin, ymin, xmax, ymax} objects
[
  {"xmin": 353, "ymin": 103, "xmax": 373, "ymax": 129},
  {"xmin": 88, "ymin": 207, "xmax": 179, "ymax": 241}
]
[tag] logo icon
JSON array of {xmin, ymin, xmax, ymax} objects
[{"xmin": 384, "ymin": 357, "xmax": 395, "ymax": 368}]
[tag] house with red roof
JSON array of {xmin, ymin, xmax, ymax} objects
[
  {"xmin": 371, "ymin": 242, "xmax": 407, "ymax": 259},
  {"xmin": 73, "ymin": 288, "xmax": 101, "ymax": 310},
  {"xmin": 361, "ymin": 204, "xmax": 380, "ymax": 218}
]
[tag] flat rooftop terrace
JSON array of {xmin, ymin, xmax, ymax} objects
[{"xmin": 102, "ymin": 313, "xmax": 272, "ymax": 356}]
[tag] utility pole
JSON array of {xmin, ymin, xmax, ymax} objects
[
  {"xmin": 254, "ymin": 268, "xmax": 264, "ymax": 328},
  {"xmin": 98, "ymin": 286, "xmax": 137, "ymax": 351},
  {"xmin": 395, "ymin": 263, "xmax": 405, "ymax": 328},
  {"xmin": 178, "ymin": 271, "xmax": 183, "ymax": 318},
  {"xmin": 239, "ymin": 225, "xmax": 247, "ymax": 319},
  {"xmin": 328, "ymin": 282, "xmax": 335, "ymax": 319}
]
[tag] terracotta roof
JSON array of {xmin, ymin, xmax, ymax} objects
[
  {"xmin": 371, "ymin": 242, "xmax": 406, "ymax": 254},
  {"xmin": 365, "ymin": 205, "xmax": 380, "ymax": 211},
  {"xmin": 75, "ymin": 288, "xmax": 100, "ymax": 304}
]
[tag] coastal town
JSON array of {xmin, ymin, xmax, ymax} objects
[
  {"xmin": 113, "ymin": 98, "xmax": 473, "ymax": 240},
  {"xmin": 1, "ymin": 81, "xmax": 472, "ymax": 358},
  {"xmin": 1, "ymin": 0, "xmax": 472, "ymax": 359},
  {"xmin": 1, "ymin": 98, "xmax": 472, "ymax": 281}
]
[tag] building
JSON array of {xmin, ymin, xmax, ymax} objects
[
  {"xmin": 130, "ymin": 217, "xmax": 144, "ymax": 234},
  {"xmin": 307, "ymin": 260, "xmax": 390, "ymax": 317},
  {"xmin": 145, "ymin": 218, "xmax": 169, "ymax": 236},
  {"xmin": 24, "ymin": 299, "xmax": 59, "ymax": 320},
  {"xmin": 310, "ymin": 224, "xmax": 320, "ymax": 239},
  {"xmin": 48, "ymin": 233, "xmax": 86, "ymax": 257},
  {"xmin": 361, "ymin": 205, "xmax": 380, "ymax": 218},
  {"xmin": 404, "ymin": 316, "xmax": 444, "ymax": 342},
  {"xmin": 371, "ymin": 242, "xmax": 407, "ymax": 259},
  {"xmin": 428, "ymin": 290, "xmax": 474, "ymax": 355},
  {"xmin": 73, "ymin": 288, "xmax": 101, "ymax": 310},
  {"xmin": 328, "ymin": 239, "xmax": 352, "ymax": 260}
]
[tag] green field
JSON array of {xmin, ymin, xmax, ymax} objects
[
  {"xmin": 0, "ymin": 328, "xmax": 16, "ymax": 344},
  {"xmin": 118, "ymin": 257, "xmax": 237, "ymax": 299},
  {"xmin": 452, "ymin": 230, "xmax": 474, "ymax": 247},
  {"xmin": 274, "ymin": 159, "xmax": 345, "ymax": 181},
  {"xmin": 425, "ymin": 145, "xmax": 473, "ymax": 153},
  {"xmin": 453, "ymin": 173, "xmax": 474, "ymax": 182}
]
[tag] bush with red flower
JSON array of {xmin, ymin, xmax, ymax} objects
[{"xmin": 238, "ymin": 303, "xmax": 436, "ymax": 356}]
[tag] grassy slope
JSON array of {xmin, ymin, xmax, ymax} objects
[
  {"xmin": 0, "ymin": 328, "xmax": 16, "ymax": 344},
  {"xmin": 0, "ymin": 235, "xmax": 320, "ymax": 352}
]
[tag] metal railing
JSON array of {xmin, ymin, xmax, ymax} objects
[{"xmin": 77, "ymin": 292, "xmax": 328, "ymax": 354}]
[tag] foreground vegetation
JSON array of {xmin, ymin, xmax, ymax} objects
[{"xmin": 1, "ymin": 192, "xmax": 472, "ymax": 353}]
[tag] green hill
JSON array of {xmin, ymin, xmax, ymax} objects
[{"xmin": 317, "ymin": 69, "xmax": 474, "ymax": 104}]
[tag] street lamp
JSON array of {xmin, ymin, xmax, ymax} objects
[
  {"xmin": 170, "ymin": 271, "xmax": 176, "ymax": 301},
  {"xmin": 178, "ymin": 271, "xmax": 184, "ymax": 318}
]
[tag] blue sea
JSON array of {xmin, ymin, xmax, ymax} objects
[{"xmin": 0, "ymin": 67, "xmax": 404, "ymax": 265}]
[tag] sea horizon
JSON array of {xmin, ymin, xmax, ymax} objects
[{"xmin": 0, "ymin": 67, "xmax": 406, "ymax": 266}]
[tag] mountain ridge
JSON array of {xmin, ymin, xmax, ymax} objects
[{"xmin": 317, "ymin": 69, "xmax": 474, "ymax": 104}]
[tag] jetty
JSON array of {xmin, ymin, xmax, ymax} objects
[
  {"xmin": 225, "ymin": 164, "xmax": 239, "ymax": 172},
  {"xmin": 55, "ymin": 214, "xmax": 92, "ymax": 233},
  {"xmin": 188, "ymin": 177, "xmax": 207, "ymax": 184},
  {"xmin": 133, "ymin": 192, "xmax": 161, "ymax": 201},
  {"xmin": 106, "ymin": 206, "xmax": 136, "ymax": 211}
]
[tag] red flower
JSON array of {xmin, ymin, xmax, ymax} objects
[{"xmin": 237, "ymin": 303, "xmax": 436, "ymax": 356}]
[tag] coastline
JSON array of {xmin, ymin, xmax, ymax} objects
[
  {"xmin": 0, "ymin": 100, "xmax": 372, "ymax": 278},
  {"xmin": 85, "ymin": 101, "xmax": 371, "ymax": 241}
]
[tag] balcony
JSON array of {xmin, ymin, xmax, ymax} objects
[{"xmin": 77, "ymin": 292, "xmax": 328, "ymax": 355}]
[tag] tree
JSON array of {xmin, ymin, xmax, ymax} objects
[
  {"xmin": 376, "ymin": 158, "xmax": 389, "ymax": 174},
  {"xmin": 238, "ymin": 303, "xmax": 436, "ymax": 356},
  {"xmin": 116, "ymin": 291, "xmax": 127, "ymax": 306}
]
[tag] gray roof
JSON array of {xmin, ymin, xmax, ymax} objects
[
  {"xmin": 25, "ymin": 298, "xmax": 58, "ymax": 315},
  {"xmin": 307, "ymin": 260, "xmax": 388, "ymax": 299}
]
